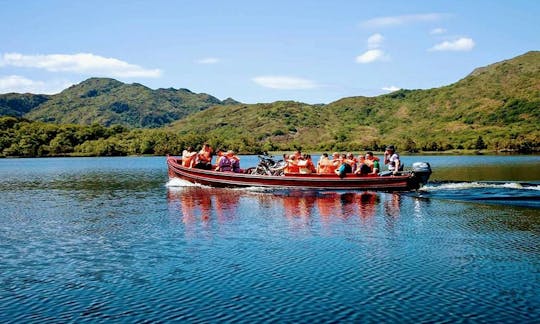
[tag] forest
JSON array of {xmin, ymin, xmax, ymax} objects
[{"xmin": 2, "ymin": 116, "xmax": 536, "ymax": 158}]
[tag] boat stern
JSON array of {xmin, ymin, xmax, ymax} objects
[{"xmin": 411, "ymin": 162, "xmax": 432, "ymax": 186}]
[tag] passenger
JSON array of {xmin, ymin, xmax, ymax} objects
[
  {"xmin": 356, "ymin": 151, "xmax": 379, "ymax": 175},
  {"xmin": 365, "ymin": 151, "xmax": 380, "ymax": 174},
  {"xmin": 317, "ymin": 153, "xmax": 333, "ymax": 174},
  {"xmin": 229, "ymin": 151, "xmax": 242, "ymax": 173},
  {"xmin": 346, "ymin": 153, "xmax": 357, "ymax": 173},
  {"xmin": 182, "ymin": 146, "xmax": 197, "ymax": 168},
  {"xmin": 330, "ymin": 152, "xmax": 341, "ymax": 173},
  {"xmin": 287, "ymin": 153, "xmax": 300, "ymax": 173},
  {"xmin": 335, "ymin": 154, "xmax": 353, "ymax": 179},
  {"xmin": 195, "ymin": 143, "xmax": 213, "ymax": 170},
  {"xmin": 384, "ymin": 145, "xmax": 402, "ymax": 175},
  {"xmin": 215, "ymin": 150, "xmax": 232, "ymax": 172},
  {"xmin": 282, "ymin": 154, "xmax": 290, "ymax": 173},
  {"xmin": 355, "ymin": 154, "xmax": 371, "ymax": 175},
  {"xmin": 298, "ymin": 154, "xmax": 317, "ymax": 174}
]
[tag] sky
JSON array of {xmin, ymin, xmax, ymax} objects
[{"xmin": 0, "ymin": 0, "xmax": 538, "ymax": 104}]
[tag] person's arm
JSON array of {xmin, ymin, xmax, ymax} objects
[
  {"xmin": 372, "ymin": 161, "xmax": 380, "ymax": 174},
  {"xmin": 393, "ymin": 157, "xmax": 400, "ymax": 174}
]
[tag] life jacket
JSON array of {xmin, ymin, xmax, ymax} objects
[
  {"xmin": 182, "ymin": 152, "xmax": 196, "ymax": 167},
  {"xmin": 298, "ymin": 159, "xmax": 315, "ymax": 174},
  {"xmin": 286, "ymin": 158, "xmax": 300, "ymax": 173},
  {"xmin": 218, "ymin": 156, "xmax": 232, "ymax": 172},
  {"xmin": 317, "ymin": 157, "xmax": 333, "ymax": 174},
  {"xmin": 230, "ymin": 156, "xmax": 241, "ymax": 173}
]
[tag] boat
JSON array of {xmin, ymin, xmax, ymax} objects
[{"xmin": 167, "ymin": 155, "xmax": 432, "ymax": 191}]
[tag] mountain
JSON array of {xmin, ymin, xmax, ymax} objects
[
  {"xmin": 0, "ymin": 78, "xmax": 239, "ymax": 128},
  {"xmin": 169, "ymin": 51, "xmax": 539, "ymax": 151},
  {"xmin": 0, "ymin": 93, "xmax": 50, "ymax": 117}
]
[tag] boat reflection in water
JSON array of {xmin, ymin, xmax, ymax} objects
[{"xmin": 167, "ymin": 187, "xmax": 404, "ymax": 232}]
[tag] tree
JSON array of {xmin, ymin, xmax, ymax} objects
[{"xmin": 475, "ymin": 136, "xmax": 487, "ymax": 150}]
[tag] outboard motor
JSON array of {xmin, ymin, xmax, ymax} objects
[{"xmin": 412, "ymin": 162, "xmax": 432, "ymax": 185}]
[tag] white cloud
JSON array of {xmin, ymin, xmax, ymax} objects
[
  {"xmin": 362, "ymin": 13, "xmax": 444, "ymax": 28},
  {"xmin": 382, "ymin": 85, "xmax": 401, "ymax": 92},
  {"xmin": 367, "ymin": 33, "xmax": 384, "ymax": 49},
  {"xmin": 252, "ymin": 76, "xmax": 319, "ymax": 90},
  {"xmin": 355, "ymin": 49, "xmax": 389, "ymax": 64},
  {"xmin": 0, "ymin": 52, "xmax": 162, "ymax": 78},
  {"xmin": 0, "ymin": 75, "xmax": 73, "ymax": 94},
  {"xmin": 196, "ymin": 57, "xmax": 220, "ymax": 64},
  {"xmin": 430, "ymin": 27, "xmax": 447, "ymax": 35},
  {"xmin": 429, "ymin": 37, "xmax": 475, "ymax": 51}
]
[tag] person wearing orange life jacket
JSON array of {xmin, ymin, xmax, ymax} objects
[
  {"xmin": 356, "ymin": 151, "xmax": 380, "ymax": 175},
  {"xmin": 195, "ymin": 143, "xmax": 213, "ymax": 170},
  {"xmin": 364, "ymin": 151, "xmax": 380, "ymax": 174},
  {"xmin": 335, "ymin": 153, "xmax": 354, "ymax": 178},
  {"xmin": 182, "ymin": 146, "xmax": 197, "ymax": 168},
  {"xmin": 298, "ymin": 154, "xmax": 317, "ymax": 174},
  {"xmin": 286, "ymin": 154, "xmax": 300, "ymax": 173},
  {"xmin": 317, "ymin": 153, "xmax": 333, "ymax": 174},
  {"xmin": 228, "ymin": 150, "xmax": 242, "ymax": 173},
  {"xmin": 329, "ymin": 152, "xmax": 341, "ymax": 174}
]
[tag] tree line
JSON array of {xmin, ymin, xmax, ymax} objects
[
  {"xmin": 0, "ymin": 117, "xmax": 266, "ymax": 157},
  {"xmin": 0, "ymin": 117, "xmax": 536, "ymax": 158}
]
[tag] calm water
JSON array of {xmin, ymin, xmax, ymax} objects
[{"xmin": 0, "ymin": 155, "xmax": 539, "ymax": 323}]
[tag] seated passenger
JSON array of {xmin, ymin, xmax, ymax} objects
[
  {"xmin": 182, "ymin": 146, "xmax": 197, "ymax": 168},
  {"xmin": 298, "ymin": 154, "xmax": 317, "ymax": 174},
  {"xmin": 287, "ymin": 154, "xmax": 300, "ymax": 173},
  {"xmin": 330, "ymin": 152, "xmax": 341, "ymax": 174},
  {"xmin": 195, "ymin": 143, "xmax": 213, "ymax": 170},
  {"xmin": 355, "ymin": 154, "xmax": 370, "ymax": 175},
  {"xmin": 346, "ymin": 153, "xmax": 357, "ymax": 173},
  {"xmin": 228, "ymin": 151, "xmax": 242, "ymax": 173},
  {"xmin": 335, "ymin": 154, "xmax": 353, "ymax": 178},
  {"xmin": 364, "ymin": 151, "xmax": 380, "ymax": 174},
  {"xmin": 383, "ymin": 145, "xmax": 402, "ymax": 175},
  {"xmin": 215, "ymin": 150, "xmax": 232, "ymax": 172},
  {"xmin": 317, "ymin": 153, "xmax": 333, "ymax": 174},
  {"xmin": 355, "ymin": 151, "xmax": 381, "ymax": 175}
]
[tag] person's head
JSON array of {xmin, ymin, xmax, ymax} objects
[
  {"xmin": 385, "ymin": 145, "xmax": 395, "ymax": 153},
  {"xmin": 347, "ymin": 153, "xmax": 354, "ymax": 159},
  {"xmin": 332, "ymin": 152, "xmax": 340, "ymax": 159},
  {"xmin": 366, "ymin": 151, "xmax": 374, "ymax": 159},
  {"xmin": 226, "ymin": 150, "xmax": 234, "ymax": 157},
  {"xmin": 187, "ymin": 146, "xmax": 193, "ymax": 152},
  {"xmin": 322, "ymin": 153, "xmax": 328, "ymax": 158},
  {"xmin": 304, "ymin": 154, "xmax": 311, "ymax": 160}
]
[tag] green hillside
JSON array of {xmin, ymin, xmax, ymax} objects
[
  {"xmin": 1, "ymin": 78, "xmax": 239, "ymax": 128},
  {"xmin": 169, "ymin": 51, "xmax": 540, "ymax": 152},
  {"xmin": 0, "ymin": 93, "xmax": 50, "ymax": 117}
]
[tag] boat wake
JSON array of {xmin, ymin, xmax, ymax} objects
[
  {"xmin": 421, "ymin": 181, "xmax": 540, "ymax": 192},
  {"xmin": 416, "ymin": 181, "xmax": 540, "ymax": 208},
  {"xmin": 165, "ymin": 178, "xmax": 204, "ymax": 188}
]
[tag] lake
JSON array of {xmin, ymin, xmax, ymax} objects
[{"xmin": 1, "ymin": 155, "xmax": 539, "ymax": 323}]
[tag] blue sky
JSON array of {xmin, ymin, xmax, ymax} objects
[{"xmin": 0, "ymin": 0, "xmax": 538, "ymax": 104}]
